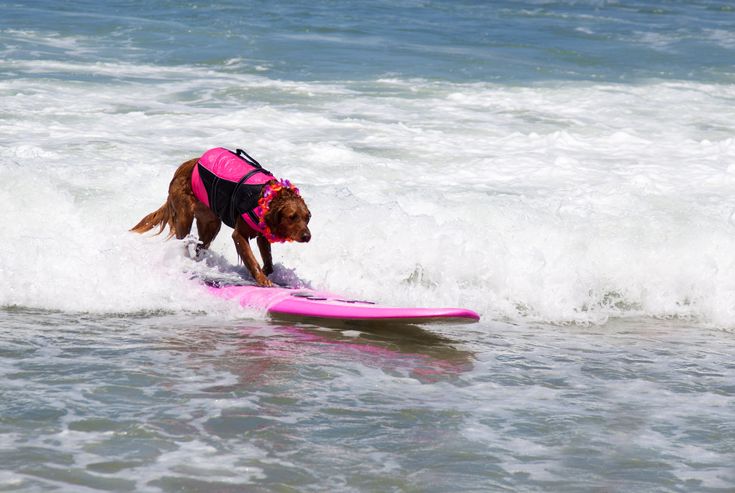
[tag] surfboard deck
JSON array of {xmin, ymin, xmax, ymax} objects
[{"xmin": 204, "ymin": 279, "xmax": 480, "ymax": 324}]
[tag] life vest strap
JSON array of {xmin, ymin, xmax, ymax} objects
[{"xmin": 229, "ymin": 167, "xmax": 270, "ymax": 230}]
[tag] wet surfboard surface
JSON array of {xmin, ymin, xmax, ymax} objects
[{"xmin": 203, "ymin": 279, "xmax": 480, "ymax": 324}]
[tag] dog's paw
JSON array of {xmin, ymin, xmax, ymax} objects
[
  {"xmin": 263, "ymin": 264, "xmax": 274, "ymax": 276},
  {"xmin": 183, "ymin": 235, "xmax": 201, "ymax": 259},
  {"xmin": 255, "ymin": 273, "xmax": 274, "ymax": 287}
]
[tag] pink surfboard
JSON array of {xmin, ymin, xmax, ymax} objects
[{"xmin": 206, "ymin": 281, "xmax": 480, "ymax": 324}]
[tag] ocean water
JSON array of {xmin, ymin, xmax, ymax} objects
[{"xmin": 1, "ymin": 0, "xmax": 735, "ymax": 491}]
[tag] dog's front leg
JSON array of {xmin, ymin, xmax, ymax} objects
[
  {"xmin": 257, "ymin": 236, "xmax": 274, "ymax": 276},
  {"xmin": 232, "ymin": 228, "xmax": 272, "ymax": 287}
]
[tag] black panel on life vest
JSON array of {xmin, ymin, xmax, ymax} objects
[{"xmin": 197, "ymin": 163, "xmax": 266, "ymax": 229}]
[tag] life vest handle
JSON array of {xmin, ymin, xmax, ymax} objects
[{"xmin": 235, "ymin": 148, "xmax": 262, "ymax": 168}]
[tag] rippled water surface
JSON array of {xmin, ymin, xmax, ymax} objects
[
  {"xmin": 2, "ymin": 0, "xmax": 735, "ymax": 491},
  {"xmin": 2, "ymin": 310, "xmax": 734, "ymax": 491}
]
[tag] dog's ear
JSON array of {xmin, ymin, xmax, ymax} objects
[
  {"xmin": 269, "ymin": 203, "xmax": 284, "ymax": 229},
  {"xmin": 264, "ymin": 193, "xmax": 289, "ymax": 231},
  {"xmin": 266, "ymin": 188, "xmax": 295, "ymax": 224}
]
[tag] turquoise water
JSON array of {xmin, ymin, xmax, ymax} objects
[
  {"xmin": 2, "ymin": 1, "xmax": 735, "ymax": 491},
  {"xmin": 4, "ymin": 0, "xmax": 735, "ymax": 82}
]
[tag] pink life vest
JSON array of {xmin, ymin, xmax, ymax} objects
[{"xmin": 191, "ymin": 147, "xmax": 275, "ymax": 232}]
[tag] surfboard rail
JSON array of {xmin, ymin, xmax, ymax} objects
[{"xmin": 206, "ymin": 282, "xmax": 480, "ymax": 324}]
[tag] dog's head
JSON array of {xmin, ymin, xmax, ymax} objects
[{"xmin": 264, "ymin": 186, "xmax": 311, "ymax": 243}]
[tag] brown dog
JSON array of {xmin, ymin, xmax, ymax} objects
[{"xmin": 131, "ymin": 148, "xmax": 311, "ymax": 286}]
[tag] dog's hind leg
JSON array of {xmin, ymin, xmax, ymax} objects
[
  {"xmin": 194, "ymin": 202, "xmax": 221, "ymax": 253},
  {"xmin": 169, "ymin": 193, "xmax": 196, "ymax": 241}
]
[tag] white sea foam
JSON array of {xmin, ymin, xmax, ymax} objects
[
  {"xmin": 2, "ymin": 58, "xmax": 735, "ymax": 326},
  {"xmin": 0, "ymin": 28, "xmax": 100, "ymax": 58},
  {"xmin": 706, "ymin": 28, "xmax": 735, "ymax": 49}
]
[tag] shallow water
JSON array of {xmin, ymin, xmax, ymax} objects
[
  {"xmin": 2, "ymin": 0, "xmax": 735, "ymax": 491},
  {"xmin": 2, "ymin": 310, "xmax": 734, "ymax": 492}
]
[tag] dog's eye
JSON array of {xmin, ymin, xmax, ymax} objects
[{"xmin": 290, "ymin": 213, "xmax": 298, "ymax": 221}]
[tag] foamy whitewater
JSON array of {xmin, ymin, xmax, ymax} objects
[
  {"xmin": 3, "ymin": 65, "xmax": 735, "ymax": 325},
  {"xmin": 1, "ymin": 1, "xmax": 734, "ymax": 492}
]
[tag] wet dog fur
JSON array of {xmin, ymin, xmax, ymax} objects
[{"xmin": 131, "ymin": 158, "xmax": 311, "ymax": 286}]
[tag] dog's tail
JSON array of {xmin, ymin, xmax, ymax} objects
[{"xmin": 130, "ymin": 202, "xmax": 173, "ymax": 237}]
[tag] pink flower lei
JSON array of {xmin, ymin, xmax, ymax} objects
[{"xmin": 253, "ymin": 179, "xmax": 301, "ymax": 243}]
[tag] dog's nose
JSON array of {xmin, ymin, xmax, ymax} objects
[{"xmin": 301, "ymin": 232, "xmax": 311, "ymax": 243}]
